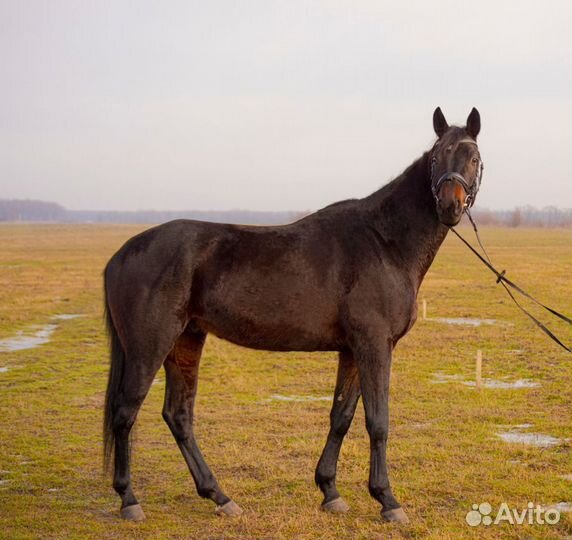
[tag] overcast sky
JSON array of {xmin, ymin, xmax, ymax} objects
[{"xmin": 1, "ymin": 1, "xmax": 571, "ymax": 212}]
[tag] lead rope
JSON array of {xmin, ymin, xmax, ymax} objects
[{"xmin": 449, "ymin": 211, "xmax": 572, "ymax": 353}]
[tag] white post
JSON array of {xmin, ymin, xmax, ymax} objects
[
  {"xmin": 476, "ymin": 350, "xmax": 482, "ymax": 389},
  {"xmin": 422, "ymin": 299, "xmax": 427, "ymax": 320}
]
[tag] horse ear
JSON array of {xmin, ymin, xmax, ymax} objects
[
  {"xmin": 433, "ymin": 107, "xmax": 449, "ymax": 137},
  {"xmin": 466, "ymin": 107, "xmax": 481, "ymax": 138}
]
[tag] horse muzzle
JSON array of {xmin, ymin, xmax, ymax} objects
[{"xmin": 435, "ymin": 175, "xmax": 467, "ymax": 225}]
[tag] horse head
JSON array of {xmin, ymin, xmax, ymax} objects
[{"xmin": 431, "ymin": 107, "xmax": 483, "ymax": 226}]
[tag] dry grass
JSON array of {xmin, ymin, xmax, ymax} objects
[{"xmin": 0, "ymin": 224, "xmax": 570, "ymax": 539}]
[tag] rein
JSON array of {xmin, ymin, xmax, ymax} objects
[{"xmin": 449, "ymin": 212, "xmax": 572, "ymax": 354}]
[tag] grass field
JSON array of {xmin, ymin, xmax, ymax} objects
[{"xmin": 0, "ymin": 224, "xmax": 571, "ymax": 540}]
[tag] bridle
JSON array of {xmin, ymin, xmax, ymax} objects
[{"xmin": 430, "ymin": 138, "xmax": 484, "ymax": 209}]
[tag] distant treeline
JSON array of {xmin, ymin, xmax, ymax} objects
[
  {"xmin": 1, "ymin": 199, "xmax": 571, "ymax": 228},
  {"xmin": 0, "ymin": 199, "xmax": 304, "ymax": 225},
  {"xmin": 0, "ymin": 199, "xmax": 66, "ymax": 222},
  {"xmin": 465, "ymin": 206, "xmax": 572, "ymax": 228}
]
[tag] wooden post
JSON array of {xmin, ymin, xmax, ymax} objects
[
  {"xmin": 476, "ymin": 350, "xmax": 482, "ymax": 389},
  {"xmin": 422, "ymin": 299, "xmax": 427, "ymax": 320}
]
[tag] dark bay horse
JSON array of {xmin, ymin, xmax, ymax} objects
[{"xmin": 103, "ymin": 107, "xmax": 483, "ymax": 523}]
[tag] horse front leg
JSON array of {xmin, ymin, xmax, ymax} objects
[
  {"xmin": 355, "ymin": 334, "xmax": 409, "ymax": 523},
  {"xmin": 315, "ymin": 349, "xmax": 360, "ymax": 513}
]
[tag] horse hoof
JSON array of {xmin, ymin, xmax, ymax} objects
[
  {"xmin": 120, "ymin": 504, "xmax": 146, "ymax": 522},
  {"xmin": 381, "ymin": 507, "xmax": 409, "ymax": 523},
  {"xmin": 215, "ymin": 500, "xmax": 243, "ymax": 517},
  {"xmin": 321, "ymin": 497, "xmax": 350, "ymax": 514}
]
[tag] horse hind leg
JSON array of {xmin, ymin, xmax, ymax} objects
[
  {"xmin": 162, "ymin": 329, "xmax": 242, "ymax": 517},
  {"xmin": 104, "ymin": 304, "xmax": 188, "ymax": 521},
  {"xmin": 108, "ymin": 355, "xmax": 162, "ymax": 521}
]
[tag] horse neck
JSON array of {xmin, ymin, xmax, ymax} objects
[{"xmin": 365, "ymin": 151, "xmax": 449, "ymax": 289}]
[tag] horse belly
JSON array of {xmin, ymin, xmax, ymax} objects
[{"xmin": 194, "ymin": 283, "xmax": 342, "ymax": 352}]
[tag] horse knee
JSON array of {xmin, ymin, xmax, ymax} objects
[
  {"xmin": 365, "ymin": 418, "xmax": 388, "ymax": 443},
  {"xmin": 331, "ymin": 410, "xmax": 354, "ymax": 439}
]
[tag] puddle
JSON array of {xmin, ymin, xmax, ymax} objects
[
  {"xmin": 432, "ymin": 372, "xmax": 465, "ymax": 383},
  {"xmin": 261, "ymin": 394, "xmax": 331, "ymax": 403},
  {"xmin": 0, "ymin": 324, "xmax": 58, "ymax": 352},
  {"xmin": 51, "ymin": 314, "xmax": 83, "ymax": 321},
  {"xmin": 0, "ymin": 367, "xmax": 8, "ymax": 373},
  {"xmin": 497, "ymin": 432, "xmax": 561, "ymax": 448},
  {"xmin": 430, "ymin": 317, "xmax": 501, "ymax": 327},
  {"xmin": 0, "ymin": 314, "xmax": 83, "ymax": 352},
  {"xmin": 411, "ymin": 422, "xmax": 433, "ymax": 429},
  {"xmin": 432, "ymin": 372, "xmax": 540, "ymax": 389},
  {"xmin": 496, "ymin": 426, "xmax": 566, "ymax": 448},
  {"xmin": 473, "ymin": 379, "xmax": 539, "ymax": 389}
]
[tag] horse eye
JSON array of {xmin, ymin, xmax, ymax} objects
[
  {"xmin": 446, "ymin": 145, "xmax": 453, "ymax": 152},
  {"xmin": 471, "ymin": 157, "xmax": 478, "ymax": 164}
]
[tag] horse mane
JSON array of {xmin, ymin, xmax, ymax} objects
[{"xmin": 364, "ymin": 149, "xmax": 433, "ymax": 211}]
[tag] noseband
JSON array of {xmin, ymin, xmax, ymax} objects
[{"xmin": 430, "ymin": 138, "xmax": 483, "ymax": 208}]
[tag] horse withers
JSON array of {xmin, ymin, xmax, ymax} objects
[{"xmin": 103, "ymin": 107, "xmax": 483, "ymax": 523}]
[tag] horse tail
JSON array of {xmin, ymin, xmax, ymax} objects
[{"xmin": 102, "ymin": 264, "xmax": 125, "ymax": 473}]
